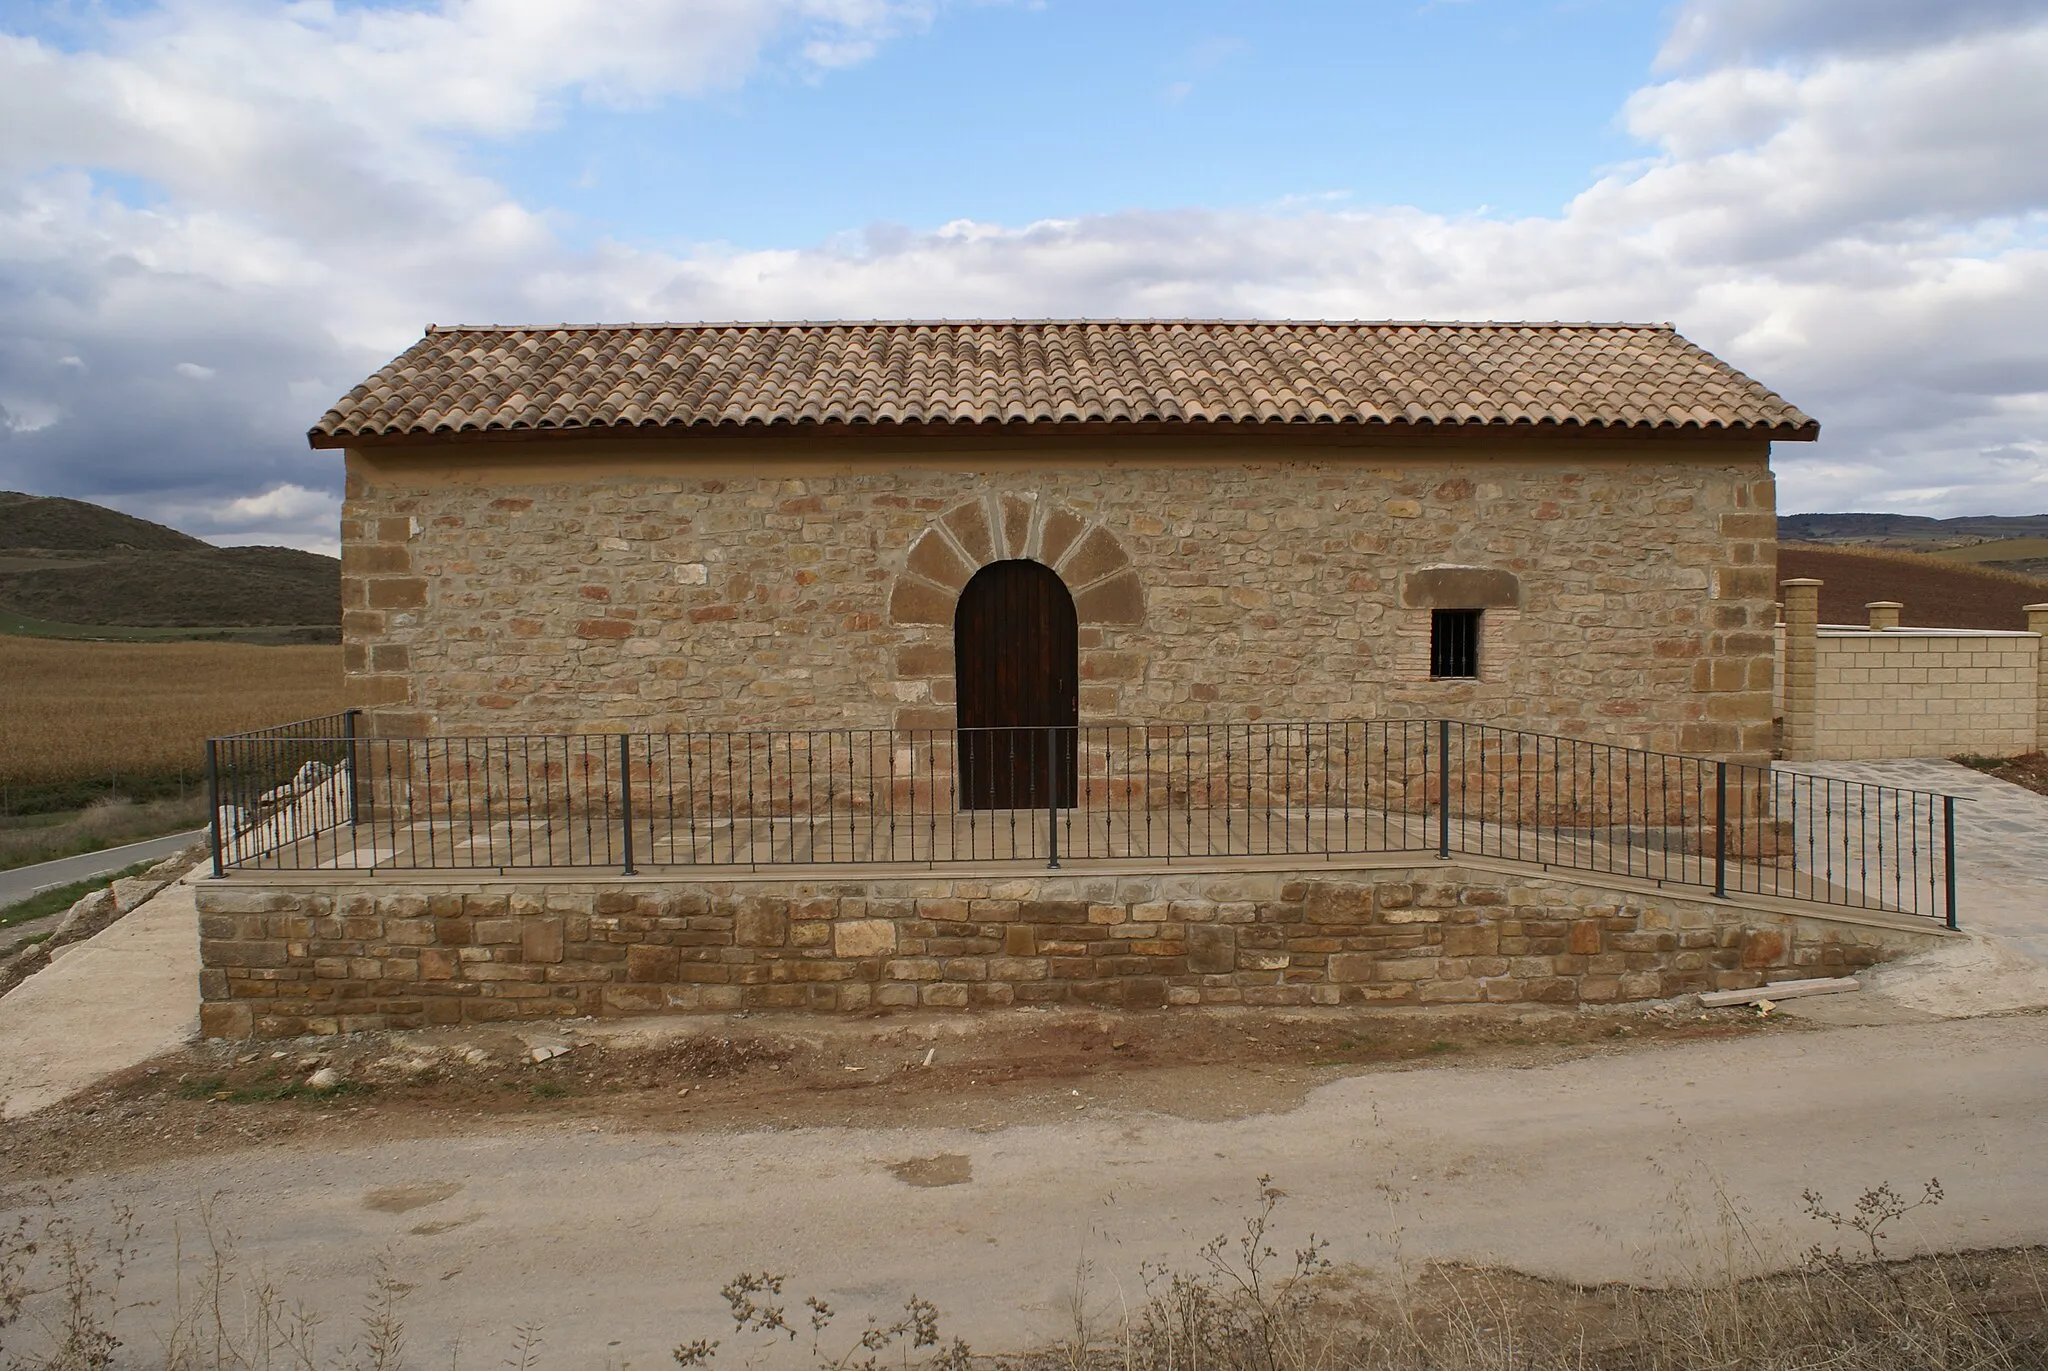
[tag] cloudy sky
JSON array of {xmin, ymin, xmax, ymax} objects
[{"xmin": 1, "ymin": 0, "xmax": 2043, "ymax": 555}]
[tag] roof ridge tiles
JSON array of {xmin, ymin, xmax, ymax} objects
[{"xmin": 422, "ymin": 319, "xmax": 1673, "ymax": 334}]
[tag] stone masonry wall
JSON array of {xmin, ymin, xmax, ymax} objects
[
  {"xmin": 339, "ymin": 433, "xmax": 1780, "ymax": 764},
  {"xmin": 195, "ymin": 866, "xmax": 1941, "ymax": 1038}
]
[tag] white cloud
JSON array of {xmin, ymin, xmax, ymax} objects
[
  {"xmin": 1660, "ymin": 0, "xmax": 2044, "ymax": 65},
  {"xmin": 217, "ymin": 482, "xmax": 337, "ymax": 525},
  {"xmin": 0, "ymin": 0, "xmax": 2044, "ymax": 549},
  {"xmin": 0, "ymin": 0, "xmax": 928, "ymax": 541},
  {"xmin": 1615, "ymin": 26, "xmax": 2048, "ymax": 250},
  {"xmin": 1, "ymin": 396, "xmax": 61, "ymax": 434},
  {"xmin": 161, "ymin": 482, "xmax": 344, "ymax": 555},
  {"xmin": 0, "ymin": 0, "xmax": 933, "ymax": 256},
  {"xmin": 174, "ymin": 361, "xmax": 213, "ymax": 378}
]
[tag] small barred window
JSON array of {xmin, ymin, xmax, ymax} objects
[{"xmin": 1431, "ymin": 609, "xmax": 1481, "ymax": 679}]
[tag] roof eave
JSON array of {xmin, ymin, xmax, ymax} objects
[{"xmin": 308, "ymin": 414, "xmax": 1816, "ymax": 450}]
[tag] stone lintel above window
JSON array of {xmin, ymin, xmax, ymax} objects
[{"xmin": 1400, "ymin": 566, "xmax": 1522, "ymax": 610}]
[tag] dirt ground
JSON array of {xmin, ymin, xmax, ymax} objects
[
  {"xmin": 1952, "ymin": 751, "xmax": 2048, "ymax": 799},
  {"xmin": 0, "ymin": 998, "xmax": 1813, "ymax": 1183},
  {"xmin": 6, "ymin": 1009, "xmax": 2044, "ymax": 1365}
]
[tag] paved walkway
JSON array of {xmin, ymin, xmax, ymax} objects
[
  {"xmin": 1776, "ymin": 758, "xmax": 2048, "ymax": 1014},
  {"xmin": 0, "ymin": 877, "xmax": 201, "ymax": 1119}
]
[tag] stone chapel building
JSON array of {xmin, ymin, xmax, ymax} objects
[{"xmin": 314, "ymin": 320, "xmax": 1811, "ymax": 767}]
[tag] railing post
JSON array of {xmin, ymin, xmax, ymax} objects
[
  {"xmin": 205, "ymin": 737, "xmax": 225, "ymax": 878},
  {"xmin": 1046, "ymin": 726, "xmax": 1061, "ymax": 870},
  {"xmin": 1713, "ymin": 761, "xmax": 1728, "ymax": 899},
  {"xmin": 1944, "ymin": 796, "xmax": 1958, "ymax": 930},
  {"xmin": 619, "ymin": 733, "xmax": 638, "ymax": 877},
  {"xmin": 1436, "ymin": 719, "xmax": 1451, "ymax": 860},
  {"xmin": 361, "ymin": 734, "xmax": 377, "ymax": 833},
  {"xmin": 343, "ymin": 708, "xmax": 360, "ymax": 827}
]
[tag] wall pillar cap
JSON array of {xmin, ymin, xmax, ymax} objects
[
  {"xmin": 2024, "ymin": 603, "xmax": 2048, "ymax": 613},
  {"xmin": 1779, "ymin": 578, "xmax": 1825, "ymax": 588},
  {"xmin": 1864, "ymin": 600, "xmax": 1904, "ymax": 608}
]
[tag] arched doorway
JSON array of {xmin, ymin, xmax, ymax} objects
[{"xmin": 955, "ymin": 559, "xmax": 1078, "ymax": 809}]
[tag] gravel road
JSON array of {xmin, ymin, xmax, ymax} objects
[{"xmin": 15, "ymin": 1013, "xmax": 2043, "ymax": 1369}]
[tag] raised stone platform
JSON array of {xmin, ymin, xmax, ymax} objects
[{"xmin": 194, "ymin": 856, "xmax": 1954, "ymax": 1038}]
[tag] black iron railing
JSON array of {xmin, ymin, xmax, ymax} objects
[
  {"xmin": 207, "ymin": 716, "xmax": 1961, "ymax": 925},
  {"xmin": 205, "ymin": 710, "xmax": 359, "ymax": 877}
]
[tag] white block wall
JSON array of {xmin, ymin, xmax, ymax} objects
[{"xmin": 1803, "ymin": 628, "xmax": 2039, "ymax": 760}]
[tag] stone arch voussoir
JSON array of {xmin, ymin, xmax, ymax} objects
[{"xmin": 887, "ymin": 494, "xmax": 1145, "ymax": 628}]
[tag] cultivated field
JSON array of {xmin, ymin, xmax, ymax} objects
[
  {"xmin": 0, "ymin": 635, "xmax": 343, "ymax": 787},
  {"xmin": 1777, "ymin": 544, "xmax": 2048, "ymax": 629}
]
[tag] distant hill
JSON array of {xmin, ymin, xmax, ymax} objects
[
  {"xmin": 0, "ymin": 491, "xmax": 208, "ymax": 553},
  {"xmin": 0, "ymin": 491, "xmax": 338, "ymax": 638},
  {"xmin": 1779, "ymin": 512, "xmax": 2048, "ymax": 580},
  {"xmin": 1779, "ymin": 512, "xmax": 2048, "ymax": 544}
]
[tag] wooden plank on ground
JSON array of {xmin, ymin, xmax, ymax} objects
[{"xmin": 1700, "ymin": 977, "xmax": 1859, "ymax": 1008}]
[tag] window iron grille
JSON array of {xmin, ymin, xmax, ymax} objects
[{"xmin": 1432, "ymin": 608, "xmax": 1481, "ymax": 678}]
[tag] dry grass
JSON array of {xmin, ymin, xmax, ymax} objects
[
  {"xmin": 0, "ymin": 795, "xmax": 209, "ymax": 872},
  {"xmin": 0, "ymin": 636, "xmax": 341, "ymax": 787},
  {"xmin": 1019, "ymin": 1178, "xmax": 2048, "ymax": 1371}
]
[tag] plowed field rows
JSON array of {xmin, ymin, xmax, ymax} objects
[{"xmin": 1778, "ymin": 545, "xmax": 2048, "ymax": 629}]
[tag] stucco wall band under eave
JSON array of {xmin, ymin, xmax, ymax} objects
[{"xmin": 337, "ymin": 430, "xmax": 1779, "ymax": 763}]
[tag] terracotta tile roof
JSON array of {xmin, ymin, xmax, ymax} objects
[{"xmin": 308, "ymin": 320, "xmax": 1817, "ymax": 446}]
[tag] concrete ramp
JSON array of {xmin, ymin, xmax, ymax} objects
[{"xmin": 0, "ymin": 878, "xmax": 199, "ymax": 1119}]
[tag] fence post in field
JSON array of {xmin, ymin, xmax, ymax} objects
[
  {"xmin": 1779, "ymin": 578, "xmax": 1823, "ymax": 761},
  {"xmin": 205, "ymin": 738, "xmax": 224, "ymax": 878},
  {"xmin": 2026, "ymin": 604, "xmax": 2048, "ymax": 752}
]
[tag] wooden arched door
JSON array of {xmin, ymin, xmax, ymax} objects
[{"xmin": 955, "ymin": 559, "xmax": 1078, "ymax": 809}]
